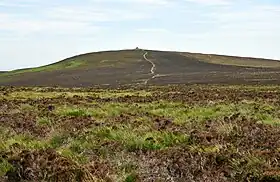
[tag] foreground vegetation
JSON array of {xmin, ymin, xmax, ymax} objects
[{"xmin": 1, "ymin": 85, "xmax": 280, "ymax": 181}]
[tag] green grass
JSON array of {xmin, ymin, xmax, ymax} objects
[
  {"xmin": 63, "ymin": 109, "xmax": 91, "ymax": 117},
  {"xmin": 0, "ymin": 50, "xmax": 144, "ymax": 79},
  {"xmin": 49, "ymin": 133, "xmax": 70, "ymax": 148},
  {"xmin": 58, "ymin": 148, "xmax": 89, "ymax": 164},
  {"xmin": 5, "ymin": 90, "xmax": 152, "ymax": 100},
  {"xmin": 0, "ymin": 59, "xmax": 85, "ymax": 77},
  {"xmin": 0, "ymin": 158, "xmax": 13, "ymax": 177},
  {"xmin": 56, "ymin": 101, "xmax": 280, "ymax": 126},
  {"xmin": 19, "ymin": 103, "xmax": 36, "ymax": 112},
  {"xmin": 36, "ymin": 117, "xmax": 53, "ymax": 127},
  {"xmin": 124, "ymin": 173, "xmax": 139, "ymax": 182},
  {"xmin": 91, "ymin": 126, "xmax": 189, "ymax": 151},
  {"xmin": 57, "ymin": 103, "xmax": 135, "ymax": 119},
  {"xmin": 1, "ymin": 86, "xmax": 280, "ymax": 181},
  {"xmin": 0, "ymin": 134, "xmax": 47, "ymax": 151}
]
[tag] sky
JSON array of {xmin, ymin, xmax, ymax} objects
[{"xmin": 0, "ymin": 0, "xmax": 280, "ymax": 71}]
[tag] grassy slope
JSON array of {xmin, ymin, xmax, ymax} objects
[
  {"xmin": 0, "ymin": 49, "xmax": 142, "ymax": 77},
  {"xmin": 0, "ymin": 49, "xmax": 145, "ymax": 86},
  {"xmin": 1, "ymin": 85, "xmax": 280, "ymax": 181}
]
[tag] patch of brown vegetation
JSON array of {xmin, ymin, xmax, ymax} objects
[
  {"xmin": 0, "ymin": 113, "xmax": 50, "ymax": 137},
  {"xmin": 57, "ymin": 116, "xmax": 99, "ymax": 135},
  {"xmin": 2, "ymin": 149, "xmax": 97, "ymax": 182}
]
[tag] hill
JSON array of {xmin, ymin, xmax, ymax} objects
[{"xmin": 1, "ymin": 49, "xmax": 280, "ymax": 87}]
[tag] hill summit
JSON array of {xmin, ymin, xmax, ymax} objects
[{"xmin": 1, "ymin": 49, "xmax": 280, "ymax": 87}]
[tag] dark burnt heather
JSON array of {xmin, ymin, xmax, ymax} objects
[
  {"xmin": 147, "ymin": 51, "xmax": 280, "ymax": 85},
  {"xmin": 1, "ymin": 85, "xmax": 280, "ymax": 181},
  {"xmin": 1, "ymin": 49, "xmax": 280, "ymax": 87}
]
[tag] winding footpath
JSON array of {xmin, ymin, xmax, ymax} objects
[
  {"xmin": 143, "ymin": 52, "xmax": 156, "ymax": 75},
  {"xmin": 142, "ymin": 51, "xmax": 162, "ymax": 84}
]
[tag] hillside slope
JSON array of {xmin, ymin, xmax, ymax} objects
[{"xmin": 1, "ymin": 49, "xmax": 280, "ymax": 87}]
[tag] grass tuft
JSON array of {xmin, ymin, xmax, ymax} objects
[
  {"xmin": 37, "ymin": 117, "xmax": 53, "ymax": 127},
  {"xmin": 125, "ymin": 173, "xmax": 139, "ymax": 182},
  {"xmin": 63, "ymin": 109, "xmax": 91, "ymax": 117},
  {"xmin": 0, "ymin": 158, "xmax": 13, "ymax": 176}
]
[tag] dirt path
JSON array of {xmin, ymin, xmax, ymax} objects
[
  {"xmin": 142, "ymin": 52, "xmax": 170, "ymax": 84},
  {"xmin": 143, "ymin": 52, "xmax": 156, "ymax": 74},
  {"xmin": 143, "ymin": 52, "xmax": 157, "ymax": 84}
]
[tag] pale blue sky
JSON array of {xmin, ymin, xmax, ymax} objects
[{"xmin": 0, "ymin": 0, "xmax": 280, "ymax": 71}]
